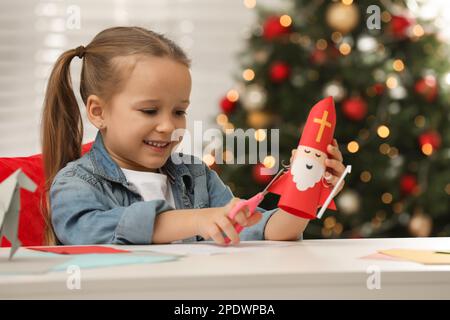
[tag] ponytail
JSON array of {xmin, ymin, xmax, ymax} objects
[{"xmin": 41, "ymin": 48, "xmax": 84, "ymax": 245}]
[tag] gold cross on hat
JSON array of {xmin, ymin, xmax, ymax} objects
[{"xmin": 313, "ymin": 110, "xmax": 331, "ymax": 143}]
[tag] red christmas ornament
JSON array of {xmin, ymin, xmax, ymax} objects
[
  {"xmin": 419, "ymin": 130, "xmax": 442, "ymax": 150},
  {"xmin": 310, "ymin": 45, "xmax": 340, "ymax": 65},
  {"xmin": 269, "ymin": 61, "xmax": 290, "ymax": 83},
  {"xmin": 342, "ymin": 97, "xmax": 368, "ymax": 121},
  {"xmin": 263, "ymin": 16, "xmax": 291, "ymax": 40},
  {"xmin": 252, "ymin": 163, "xmax": 274, "ymax": 184},
  {"xmin": 220, "ymin": 96, "xmax": 236, "ymax": 114},
  {"xmin": 414, "ymin": 76, "xmax": 438, "ymax": 102},
  {"xmin": 373, "ymin": 83, "xmax": 385, "ymax": 95},
  {"xmin": 390, "ymin": 15, "xmax": 413, "ymax": 39},
  {"xmin": 400, "ymin": 174, "xmax": 418, "ymax": 195},
  {"xmin": 310, "ymin": 49, "xmax": 327, "ymax": 65},
  {"xmin": 327, "ymin": 45, "xmax": 341, "ymax": 59}
]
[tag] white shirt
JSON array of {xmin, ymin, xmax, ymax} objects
[{"xmin": 120, "ymin": 167, "xmax": 176, "ymax": 209}]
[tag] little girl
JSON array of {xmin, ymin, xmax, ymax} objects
[{"xmin": 41, "ymin": 26, "xmax": 346, "ymax": 246}]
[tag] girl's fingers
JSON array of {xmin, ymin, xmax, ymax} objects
[
  {"xmin": 226, "ymin": 197, "xmax": 241, "ymax": 209},
  {"xmin": 217, "ymin": 216, "xmax": 240, "ymax": 245},
  {"xmin": 246, "ymin": 211, "xmax": 263, "ymax": 226},
  {"xmin": 324, "ymin": 173, "xmax": 345, "ymax": 191},
  {"xmin": 332, "ymin": 138, "xmax": 338, "ymax": 146},
  {"xmin": 324, "ymin": 140, "xmax": 345, "ymax": 194},
  {"xmin": 327, "ymin": 144, "xmax": 343, "ymax": 162},
  {"xmin": 208, "ymin": 224, "xmax": 226, "ymax": 245},
  {"xmin": 325, "ymin": 158, "xmax": 345, "ymax": 175},
  {"xmin": 233, "ymin": 206, "xmax": 249, "ymax": 227},
  {"xmin": 324, "ymin": 172, "xmax": 338, "ymax": 186}
]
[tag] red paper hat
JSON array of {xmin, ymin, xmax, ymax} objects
[{"xmin": 299, "ymin": 96, "xmax": 336, "ymax": 153}]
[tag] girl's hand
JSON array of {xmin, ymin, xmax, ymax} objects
[
  {"xmin": 324, "ymin": 139, "xmax": 346, "ymax": 195},
  {"xmin": 194, "ymin": 198, "xmax": 262, "ymax": 245}
]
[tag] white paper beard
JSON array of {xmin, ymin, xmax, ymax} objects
[{"xmin": 291, "ymin": 155, "xmax": 325, "ymax": 191}]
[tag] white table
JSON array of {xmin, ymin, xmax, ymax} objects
[{"xmin": 1, "ymin": 237, "xmax": 450, "ymax": 299}]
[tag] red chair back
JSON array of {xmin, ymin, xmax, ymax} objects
[{"xmin": 0, "ymin": 143, "xmax": 93, "ymax": 246}]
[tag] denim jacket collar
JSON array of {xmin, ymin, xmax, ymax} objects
[{"xmin": 89, "ymin": 132, "xmax": 193, "ymax": 190}]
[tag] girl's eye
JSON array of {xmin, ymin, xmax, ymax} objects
[
  {"xmin": 141, "ymin": 109, "xmax": 157, "ymax": 115},
  {"xmin": 315, "ymin": 153, "xmax": 321, "ymax": 158},
  {"xmin": 175, "ymin": 110, "xmax": 187, "ymax": 116},
  {"xmin": 304, "ymin": 149, "xmax": 311, "ymax": 153},
  {"xmin": 140, "ymin": 108, "xmax": 186, "ymax": 116}
]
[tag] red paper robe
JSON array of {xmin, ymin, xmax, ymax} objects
[{"xmin": 268, "ymin": 171, "xmax": 336, "ymax": 220}]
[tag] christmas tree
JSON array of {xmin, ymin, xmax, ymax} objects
[{"xmin": 211, "ymin": 0, "xmax": 450, "ymax": 239}]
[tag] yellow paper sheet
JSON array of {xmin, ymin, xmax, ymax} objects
[{"xmin": 379, "ymin": 249, "xmax": 450, "ymax": 265}]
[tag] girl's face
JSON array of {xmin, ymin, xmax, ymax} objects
[{"xmin": 99, "ymin": 56, "xmax": 191, "ymax": 172}]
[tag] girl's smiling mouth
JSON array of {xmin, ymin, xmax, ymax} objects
[{"xmin": 143, "ymin": 139, "xmax": 171, "ymax": 153}]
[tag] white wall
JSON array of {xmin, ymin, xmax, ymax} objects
[{"xmin": 0, "ymin": 0, "xmax": 284, "ymax": 157}]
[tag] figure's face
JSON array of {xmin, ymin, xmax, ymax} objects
[
  {"xmin": 100, "ymin": 56, "xmax": 191, "ymax": 172},
  {"xmin": 291, "ymin": 145, "xmax": 327, "ymax": 191},
  {"xmin": 297, "ymin": 145, "xmax": 327, "ymax": 167}
]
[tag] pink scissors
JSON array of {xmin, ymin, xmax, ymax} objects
[{"xmin": 224, "ymin": 165, "xmax": 289, "ymax": 244}]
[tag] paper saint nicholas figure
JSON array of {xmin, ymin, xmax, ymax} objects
[{"xmin": 268, "ymin": 96, "xmax": 338, "ymax": 220}]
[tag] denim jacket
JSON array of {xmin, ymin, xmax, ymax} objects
[{"xmin": 50, "ymin": 132, "xmax": 279, "ymax": 245}]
